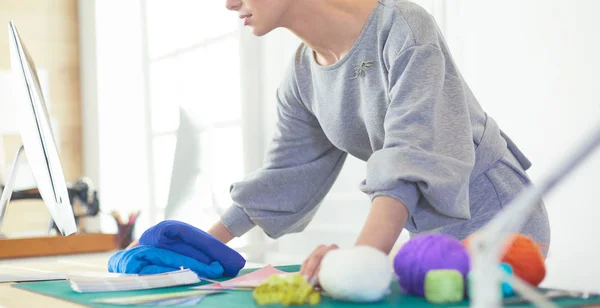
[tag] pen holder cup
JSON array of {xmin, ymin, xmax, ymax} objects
[{"xmin": 115, "ymin": 223, "xmax": 135, "ymax": 249}]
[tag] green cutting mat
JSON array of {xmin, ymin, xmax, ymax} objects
[{"xmin": 12, "ymin": 265, "xmax": 600, "ymax": 308}]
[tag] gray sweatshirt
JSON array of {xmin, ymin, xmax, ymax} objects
[{"xmin": 220, "ymin": 0, "xmax": 551, "ymax": 248}]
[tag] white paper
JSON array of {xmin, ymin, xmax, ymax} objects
[
  {"xmin": 68, "ymin": 269, "xmax": 202, "ymax": 293},
  {"xmin": 63, "ymin": 271, "xmax": 124, "ymax": 278},
  {"xmin": 0, "ymin": 272, "xmax": 67, "ymax": 283}
]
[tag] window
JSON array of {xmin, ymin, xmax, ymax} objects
[{"xmin": 142, "ymin": 0, "xmax": 245, "ymax": 231}]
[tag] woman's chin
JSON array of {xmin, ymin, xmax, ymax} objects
[{"xmin": 248, "ymin": 24, "xmax": 273, "ymax": 37}]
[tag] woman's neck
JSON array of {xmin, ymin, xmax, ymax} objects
[{"xmin": 281, "ymin": 0, "xmax": 379, "ymax": 66}]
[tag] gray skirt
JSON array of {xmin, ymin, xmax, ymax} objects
[{"xmin": 410, "ymin": 148, "xmax": 552, "ymax": 257}]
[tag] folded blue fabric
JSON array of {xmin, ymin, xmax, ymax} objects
[
  {"xmin": 108, "ymin": 245, "xmax": 224, "ymax": 278},
  {"xmin": 139, "ymin": 220, "xmax": 246, "ymax": 276}
]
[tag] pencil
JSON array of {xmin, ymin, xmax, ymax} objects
[{"xmin": 111, "ymin": 210, "xmax": 124, "ymax": 225}]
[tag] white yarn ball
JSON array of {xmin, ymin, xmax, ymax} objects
[{"xmin": 318, "ymin": 246, "xmax": 392, "ymax": 302}]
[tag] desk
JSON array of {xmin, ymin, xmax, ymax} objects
[
  {"xmin": 0, "ymin": 283, "xmax": 81, "ymax": 308},
  {"xmin": 0, "ymin": 252, "xmax": 266, "ymax": 308},
  {"xmin": 0, "ymin": 252, "xmax": 114, "ymax": 308},
  {"xmin": 5, "ymin": 260, "xmax": 600, "ymax": 308}
]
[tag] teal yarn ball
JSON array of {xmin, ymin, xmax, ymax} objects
[
  {"xmin": 466, "ymin": 262, "xmax": 515, "ymax": 298},
  {"xmin": 500, "ymin": 263, "xmax": 514, "ymax": 296}
]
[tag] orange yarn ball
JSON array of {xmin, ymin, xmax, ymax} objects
[{"xmin": 463, "ymin": 233, "xmax": 546, "ymax": 286}]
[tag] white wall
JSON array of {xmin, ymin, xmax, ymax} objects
[
  {"xmin": 257, "ymin": 0, "xmax": 600, "ymax": 292},
  {"xmin": 450, "ymin": 0, "xmax": 600, "ymax": 292}
]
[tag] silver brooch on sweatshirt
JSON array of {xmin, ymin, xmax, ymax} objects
[{"xmin": 352, "ymin": 59, "xmax": 373, "ymax": 79}]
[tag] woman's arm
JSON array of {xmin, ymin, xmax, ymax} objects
[
  {"xmin": 300, "ymin": 196, "xmax": 408, "ymax": 282},
  {"xmin": 207, "ymin": 220, "xmax": 236, "ymax": 244},
  {"xmin": 354, "ymin": 195, "xmax": 408, "ymax": 254}
]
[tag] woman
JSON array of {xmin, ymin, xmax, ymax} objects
[
  {"xmin": 211, "ymin": 0, "xmax": 551, "ymax": 282},
  {"xmin": 130, "ymin": 0, "xmax": 551, "ymax": 283}
]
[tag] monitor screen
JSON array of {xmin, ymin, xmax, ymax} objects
[{"xmin": 7, "ymin": 21, "xmax": 77, "ymax": 236}]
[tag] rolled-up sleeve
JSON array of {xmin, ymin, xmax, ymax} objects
[
  {"xmin": 221, "ymin": 68, "xmax": 347, "ymax": 239},
  {"xmin": 359, "ymin": 44, "xmax": 476, "ymax": 231}
]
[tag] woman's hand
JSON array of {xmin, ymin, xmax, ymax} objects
[
  {"xmin": 299, "ymin": 196, "xmax": 408, "ymax": 286},
  {"xmin": 300, "ymin": 244, "xmax": 339, "ymax": 286},
  {"xmin": 126, "ymin": 239, "xmax": 139, "ymax": 249}
]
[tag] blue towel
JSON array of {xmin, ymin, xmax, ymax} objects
[
  {"xmin": 139, "ymin": 220, "xmax": 246, "ymax": 276},
  {"xmin": 108, "ymin": 245, "xmax": 224, "ymax": 278}
]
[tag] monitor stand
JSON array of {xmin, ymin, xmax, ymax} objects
[
  {"xmin": 0, "ymin": 145, "xmax": 120, "ymax": 258},
  {"xmin": 0, "ymin": 144, "xmax": 31, "ymax": 236},
  {"xmin": 0, "ymin": 145, "xmax": 104, "ymax": 238},
  {"xmin": 0, "ymin": 144, "xmax": 74, "ymax": 237}
]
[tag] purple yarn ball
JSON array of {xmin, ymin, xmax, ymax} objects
[{"xmin": 393, "ymin": 234, "xmax": 470, "ymax": 297}]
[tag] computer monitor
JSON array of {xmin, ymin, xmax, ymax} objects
[
  {"xmin": 164, "ymin": 107, "xmax": 225, "ymax": 221},
  {"xmin": 164, "ymin": 106, "xmax": 216, "ymax": 219},
  {"xmin": 0, "ymin": 21, "xmax": 77, "ymax": 236}
]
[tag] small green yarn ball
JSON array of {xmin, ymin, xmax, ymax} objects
[{"xmin": 424, "ymin": 269, "xmax": 465, "ymax": 304}]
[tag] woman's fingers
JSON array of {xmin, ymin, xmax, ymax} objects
[
  {"xmin": 301, "ymin": 244, "xmax": 339, "ymax": 284},
  {"xmin": 300, "ymin": 245, "xmax": 326, "ymax": 277},
  {"xmin": 308, "ymin": 264, "xmax": 321, "ymax": 286},
  {"xmin": 301, "ymin": 245, "xmax": 324, "ymax": 274},
  {"xmin": 126, "ymin": 240, "xmax": 139, "ymax": 249}
]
